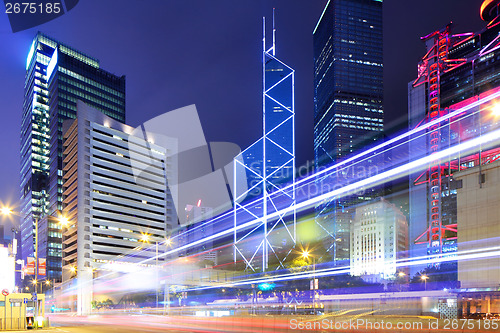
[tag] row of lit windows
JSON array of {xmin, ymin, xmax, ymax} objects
[
  {"xmin": 59, "ymin": 75, "xmax": 125, "ymax": 106},
  {"xmin": 59, "ymin": 67, "xmax": 124, "ymax": 98},
  {"xmin": 335, "ymin": 118, "xmax": 383, "ymax": 127},
  {"xmin": 337, "ymin": 113, "xmax": 383, "ymax": 122},
  {"xmin": 59, "ymin": 45, "xmax": 99, "ymax": 68},
  {"xmin": 59, "ymin": 85, "xmax": 124, "ymax": 114},
  {"xmin": 335, "ymin": 57, "xmax": 382, "ymax": 67}
]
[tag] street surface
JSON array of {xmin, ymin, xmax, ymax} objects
[{"xmin": 1, "ymin": 314, "xmax": 494, "ymax": 333}]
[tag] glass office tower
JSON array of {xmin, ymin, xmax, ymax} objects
[
  {"xmin": 21, "ymin": 32, "xmax": 126, "ymax": 281},
  {"xmin": 313, "ymin": 0, "xmax": 383, "ymax": 262},
  {"xmin": 313, "ymin": 0, "xmax": 383, "ymax": 165},
  {"xmin": 234, "ymin": 19, "xmax": 296, "ymax": 271}
]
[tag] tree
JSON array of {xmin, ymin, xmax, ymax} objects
[{"xmin": 410, "ymin": 262, "xmax": 459, "ymax": 290}]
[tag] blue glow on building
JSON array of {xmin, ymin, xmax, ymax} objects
[
  {"xmin": 26, "ymin": 40, "xmax": 35, "ymax": 70},
  {"xmin": 46, "ymin": 49, "xmax": 58, "ymax": 79},
  {"xmin": 234, "ymin": 15, "xmax": 296, "ymax": 272}
]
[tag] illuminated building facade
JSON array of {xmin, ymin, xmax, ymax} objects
[
  {"xmin": 234, "ymin": 16, "xmax": 296, "ymax": 272},
  {"xmin": 21, "ymin": 32, "xmax": 126, "ymax": 282},
  {"xmin": 455, "ymin": 160, "xmax": 500, "ymax": 290},
  {"xmin": 350, "ymin": 199, "xmax": 408, "ymax": 283},
  {"xmin": 61, "ymin": 102, "xmax": 177, "ymax": 314},
  {"xmin": 409, "ymin": 0, "xmax": 500, "ymax": 270},
  {"xmin": 313, "ymin": 0, "xmax": 383, "ymax": 166},
  {"xmin": 313, "ymin": 0, "xmax": 383, "ymax": 263}
]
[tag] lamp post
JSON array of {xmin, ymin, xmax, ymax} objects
[
  {"xmin": 302, "ymin": 250, "xmax": 316, "ymax": 312},
  {"xmin": 398, "ymin": 271, "xmax": 406, "ymax": 292},
  {"xmin": 421, "ymin": 275, "xmax": 429, "ymax": 291},
  {"xmin": 140, "ymin": 234, "xmax": 171, "ymax": 311},
  {"xmin": 163, "ymin": 238, "xmax": 172, "ymax": 315},
  {"xmin": 2, "ymin": 207, "xmax": 68, "ymax": 326}
]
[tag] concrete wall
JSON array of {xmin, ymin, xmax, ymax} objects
[{"xmin": 455, "ymin": 160, "xmax": 500, "ymax": 289}]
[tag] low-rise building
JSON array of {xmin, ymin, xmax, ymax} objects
[{"xmin": 350, "ymin": 199, "xmax": 408, "ymax": 283}]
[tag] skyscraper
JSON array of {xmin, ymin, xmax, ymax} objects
[
  {"xmin": 313, "ymin": 0, "xmax": 383, "ymax": 167},
  {"xmin": 408, "ymin": 0, "xmax": 500, "ymax": 272},
  {"xmin": 61, "ymin": 102, "xmax": 176, "ymax": 315},
  {"xmin": 234, "ymin": 16, "xmax": 296, "ymax": 271},
  {"xmin": 312, "ymin": 0, "xmax": 383, "ymax": 263},
  {"xmin": 21, "ymin": 32, "xmax": 126, "ymax": 282}
]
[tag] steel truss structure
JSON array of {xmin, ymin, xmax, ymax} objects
[
  {"xmin": 233, "ymin": 14, "xmax": 296, "ymax": 272},
  {"xmin": 412, "ymin": 17, "xmax": 500, "ymax": 258},
  {"xmin": 412, "ymin": 25, "xmax": 456, "ymax": 258}
]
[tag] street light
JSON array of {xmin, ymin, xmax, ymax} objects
[
  {"xmin": 2, "ymin": 206, "xmax": 68, "ymax": 322},
  {"xmin": 301, "ymin": 250, "xmax": 317, "ymax": 311},
  {"xmin": 58, "ymin": 216, "xmax": 69, "ymax": 227},
  {"xmin": 397, "ymin": 271, "xmax": 406, "ymax": 292},
  {"xmin": 421, "ymin": 275, "xmax": 429, "ymax": 291},
  {"xmin": 163, "ymin": 238, "xmax": 172, "ymax": 315},
  {"xmin": 139, "ymin": 233, "xmax": 161, "ymax": 311},
  {"xmin": 140, "ymin": 233, "xmax": 150, "ymax": 243},
  {"xmin": 1, "ymin": 207, "xmax": 12, "ymax": 216},
  {"xmin": 139, "ymin": 235, "xmax": 173, "ymax": 312},
  {"xmin": 491, "ymin": 102, "xmax": 500, "ymax": 117}
]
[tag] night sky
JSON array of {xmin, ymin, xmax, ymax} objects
[{"xmin": 0, "ymin": 0, "xmax": 486, "ymax": 228}]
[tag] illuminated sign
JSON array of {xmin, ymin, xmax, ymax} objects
[
  {"xmin": 38, "ymin": 258, "xmax": 46, "ymax": 276},
  {"xmin": 26, "ymin": 257, "xmax": 35, "ymax": 275},
  {"xmin": 257, "ymin": 282, "xmax": 275, "ymax": 291}
]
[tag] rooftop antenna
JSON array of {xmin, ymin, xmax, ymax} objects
[{"xmin": 272, "ymin": 8, "xmax": 276, "ymax": 56}]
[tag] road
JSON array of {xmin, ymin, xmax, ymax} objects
[{"xmin": 6, "ymin": 314, "xmax": 497, "ymax": 333}]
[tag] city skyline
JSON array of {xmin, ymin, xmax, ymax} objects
[
  {"xmin": 0, "ymin": 2, "xmax": 485, "ymax": 225},
  {"xmin": 0, "ymin": 0, "xmax": 500, "ymax": 327}
]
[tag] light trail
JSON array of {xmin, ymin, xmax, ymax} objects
[
  {"xmin": 184, "ymin": 241, "xmax": 500, "ymax": 291},
  {"xmin": 159, "ymin": 126, "xmax": 500, "ymax": 260},
  {"xmin": 171, "ymin": 87, "xmax": 498, "ymax": 246},
  {"xmin": 85, "ymin": 122, "xmax": 500, "ymax": 294},
  {"xmin": 77, "ymin": 93, "xmax": 500, "ymax": 296}
]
